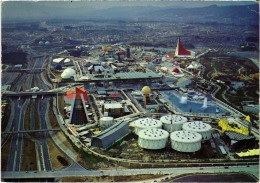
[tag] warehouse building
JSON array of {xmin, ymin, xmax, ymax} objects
[
  {"xmin": 221, "ymin": 131, "xmax": 256, "ymax": 152},
  {"xmin": 91, "ymin": 121, "xmax": 129, "ymax": 149}
]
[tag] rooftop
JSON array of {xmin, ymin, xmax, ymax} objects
[
  {"xmin": 182, "ymin": 121, "xmax": 212, "ymax": 132},
  {"xmin": 83, "ymin": 72, "xmax": 161, "ymax": 81},
  {"xmin": 160, "ymin": 114, "xmax": 188, "ymax": 124},
  {"xmin": 170, "ymin": 130, "xmax": 202, "ymax": 143},
  {"xmin": 134, "ymin": 118, "xmax": 162, "ymax": 128},
  {"xmin": 139, "ymin": 128, "xmax": 169, "ymax": 140}
]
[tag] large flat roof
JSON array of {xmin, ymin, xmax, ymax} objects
[{"xmin": 81, "ymin": 72, "xmax": 161, "ymax": 81}]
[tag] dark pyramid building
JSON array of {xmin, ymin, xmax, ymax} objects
[{"xmin": 69, "ymin": 88, "xmax": 89, "ymax": 125}]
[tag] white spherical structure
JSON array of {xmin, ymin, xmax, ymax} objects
[
  {"xmin": 39, "ymin": 41, "xmax": 44, "ymax": 46},
  {"xmin": 99, "ymin": 116, "xmax": 114, "ymax": 128},
  {"xmin": 160, "ymin": 115, "xmax": 187, "ymax": 132},
  {"xmin": 134, "ymin": 118, "xmax": 162, "ymax": 135},
  {"xmin": 61, "ymin": 68, "xmax": 76, "ymax": 79},
  {"xmin": 182, "ymin": 121, "xmax": 212, "ymax": 140},
  {"xmin": 45, "ymin": 41, "xmax": 50, "ymax": 46},
  {"xmin": 170, "ymin": 130, "xmax": 202, "ymax": 152},
  {"xmin": 138, "ymin": 128, "xmax": 169, "ymax": 149}
]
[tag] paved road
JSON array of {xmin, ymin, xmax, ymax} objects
[
  {"xmin": 7, "ymin": 98, "xmax": 29, "ymax": 171},
  {"xmin": 1, "ymin": 99, "xmax": 15, "ymax": 147},
  {"xmin": 39, "ymin": 97, "xmax": 52, "ymax": 171},
  {"xmin": 6, "ymin": 56, "xmax": 48, "ymax": 171},
  {"xmin": 2, "ymin": 165, "xmax": 259, "ymax": 180}
]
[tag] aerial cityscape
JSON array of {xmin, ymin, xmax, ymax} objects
[{"xmin": 1, "ymin": 1, "xmax": 259, "ymax": 182}]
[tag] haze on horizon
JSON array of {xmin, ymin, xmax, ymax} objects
[
  {"xmin": 2, "ymin": 0, "xmax": 258, "ymax": 9},
  {"xmin": 1, "ymin": 0, "xmax": 258, "ymax": 22}
]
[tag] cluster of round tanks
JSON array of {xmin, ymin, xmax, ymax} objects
[
  {"xmin": 134, "ymin": 118, "xmax": 162, "ymax": 135},
  {"xmin": 182, "ymin": 121, "xmax": 212, "ymax": 140},
  {"xmin": 160, "ymin": 114, "xmax": 187, "ymax": 132},
  {"xmin": 138, "ymin": 128, "xmax": 169, "ymax": 149},
  {"xmin": 135, "ymin": 116, "xmax": 212, "ymax": 152}
]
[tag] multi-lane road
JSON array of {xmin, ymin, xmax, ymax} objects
[
  {"xmin": 5, "ymin": 56, "xmax": 52, "ymax": 172},
  {"xmin": 6, "ymin": 98, "xmax": 29, "ymax": 171},
  {"xmin": 38, "ymin": 97, "xmax": 52, "ymax": 171},
  {"xmin": 2, "ymin": 165, "xmax": 259, "ymax": 180},
  {"xmin": 3, "ymin": 54, "xmax": 84, "ymax": 176}
]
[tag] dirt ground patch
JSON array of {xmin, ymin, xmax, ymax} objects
[
  {"xmin": 23, "ymin": 101, "xmax": 31, "ymax": 131},
  {"xmin": 21, "ymin": 135, "xmax": 37, "ymax": 171},
  {"xmin": 47, "ymin": 137, "xmax": 72, "ymax": 170},
  {"xmin": 48, "ymin": 103, "xmax": 60, "ymax": 128},
  {"xmin": 1, "ymin": 136, "xmax": 12, "ymax": 171},
  {"xmin": 1, "ymin": 99, "xmax": 11, "ymax": 132},
  {"xmin": 58, "ymin": 174, "xmax": 166, "ymax": 182}
]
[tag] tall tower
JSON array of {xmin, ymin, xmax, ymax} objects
[
  {"xmin": 126, "ymin": 47, "xmax": 130, "ymax": 58},
  {"xmin": 69, "ymin": 88, "xmax": 89, "ymax": 125},
  {"xmin": 175, "ymin": 37, "xmax": 195, "ymax": 58},
  {"xmin": 142, "ymin": 86, "xmax": 151, "ymax": 109}
]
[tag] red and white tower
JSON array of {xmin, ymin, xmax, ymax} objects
[{"xmin": 175, "ymin": 37, "xmax": 195, "ymax": 58}]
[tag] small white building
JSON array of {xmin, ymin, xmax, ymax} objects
[
  {"xmin": 187, "ymin": 61, "xmax": 202, "ymax": 72},
  {"xmin": 104, "ymin": 103, "xmax": 123, "ymax": 117},
  {"xmin": 14, "ymin": 64, "xmax": 23, "ymax": 69},
  {"xmin": 131, "ymin": 91, "xmax": 144, "ymax": 100}
]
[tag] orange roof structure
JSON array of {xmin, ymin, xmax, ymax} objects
[{"xmin": 65, "ymin": 87, "xmax": 87, "ymax": 101}]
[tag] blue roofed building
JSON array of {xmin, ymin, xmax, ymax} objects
[{"xmin": 91, "ymin": 121, "xmax": 129, "ymax": 149}]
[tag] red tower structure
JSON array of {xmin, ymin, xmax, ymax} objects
[{"xmin": 175, "ymin": 37, "xmax": 195, "ymax": 58}]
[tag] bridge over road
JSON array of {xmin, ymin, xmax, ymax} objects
[
  {"xmin": 2, "ymin": 128, "xmax": 61, "ymax": 134},
  {"xmin": 2, "ymin": 91, "xmax": 66, "ymax": 97}
]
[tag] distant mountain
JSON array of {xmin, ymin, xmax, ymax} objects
[
  {"xmin": 145, "ymin": 4, "xmax": 259, "ymax": 25},
  {"xmin": 2, "ymin": 2, "xmax": 259, "ymax": 26},
  {"xmin": 89, "ymin": 6, "xmax": 162, "ymax": 20},
  {"xmin": 1, "ymin": 2, "xmax": 94, "ymax": 22}
]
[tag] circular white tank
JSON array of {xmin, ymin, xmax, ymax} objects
[
  {"xmin": 160, "ymin": 114, "xmax": 187, "ymax": 132},
  {"xmin": 170, "ymin": 130, "xmax": 202, "ymax": 152},
  {"xmin": 182, "ymin": 121, "xmax": 212, "ymax": 140},
  {"xmin": 134, "ymin": 118, "xmax": 162, "ymax": 135},
  {"xmin": 99, "ymin": 116, "xmax": 114, "ymax": 128},
  {"xmin": 138, "ymin": 128, "xmax": 169, "ymax": 149}
]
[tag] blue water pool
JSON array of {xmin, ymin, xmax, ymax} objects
[{"xmin": 161, "ymin": 91, "xmax": 227, "ymax": 114}]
